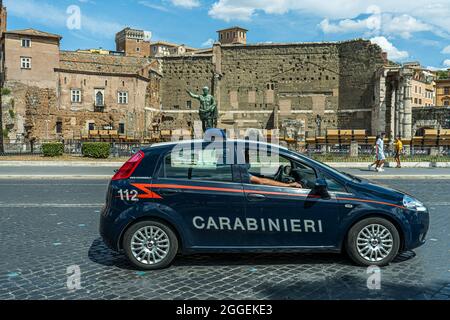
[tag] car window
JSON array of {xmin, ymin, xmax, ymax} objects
[
  {"xmin": 241, "ymin": 147, "xmax": 291, "ymax": 179},
  {"xmin": 291, "ymin": 159, "xmax": 317, "ymax": 189},
  {"xmin": 160, "ymin": 147, "xmax": 234, "ymax": 183},
  {"xmin": 322, "ymin": 174, "xmax": 347, "ymax": 193}
]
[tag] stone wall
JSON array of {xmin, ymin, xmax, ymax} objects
[
  {"xmin": 159, "ymin": 54, "xmax": 215, "ymax": 130},
  {"xmin": 159, "ymin": 39, "xmax": 385, "ymax": 137},
  {"xmin": 412, "ymin": 107, "xmax": 450, "ymax": 135},
  {"xmin": 338, "ymin": 40, "xmax": 384, "ymax": 131}
]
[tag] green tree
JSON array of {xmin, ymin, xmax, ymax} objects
[{"xmin": 436, "ymin": 70, "xmax": 449, "ymax": 80}]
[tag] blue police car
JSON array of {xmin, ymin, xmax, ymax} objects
[{"xmin": 100, "ymin": 134, "xmax": 429, "ymax": 270}]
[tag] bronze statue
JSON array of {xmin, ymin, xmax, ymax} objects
[{"xmin": 186, "ymin": 86, "xmax": 218, "ymax": 132}]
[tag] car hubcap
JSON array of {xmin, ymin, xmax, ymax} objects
[
  {"xmin": 356, "ymin": 224, "xmax": 393, "ymax": 262},
  {"xmin": 131, "ymin": 226, "xmax": 170, "ymax": 265}
]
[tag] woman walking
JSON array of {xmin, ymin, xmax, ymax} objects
[{"xmin": 375, "ymin": 132, "xmax": 386, "ymax": 172}]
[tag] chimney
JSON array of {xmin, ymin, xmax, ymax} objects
[{"xmin": 381, "ymin": 52, "xmax": 388, "ymax": 64}]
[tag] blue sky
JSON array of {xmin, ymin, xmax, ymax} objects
[{"xmin": 4, "ymin": 0, "xmax": 450, "ymax": 70}]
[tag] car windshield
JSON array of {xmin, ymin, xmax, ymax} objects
[{"xmin": 287, "ymin": 151, "xmax": 356, "ymax": 182}]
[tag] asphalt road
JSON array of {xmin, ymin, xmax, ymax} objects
[{"xmin": 0, "ymin": 179, "xmax": 449, "ymax": 300}]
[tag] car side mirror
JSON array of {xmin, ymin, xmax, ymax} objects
[{"xmin": 313, "ymin": 178, "xmax": 330, "ymax": 199}]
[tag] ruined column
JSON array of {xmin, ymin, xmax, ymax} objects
[
  {"xmin": 389, "ymin": 83, "xmax": 396, "ymax": 141},
  {"xmin": 394, "ymin": 80, "xmax": 400, "ymax": 138},
  {"xmin": 212, "ymin": 42, "xmax": 222, "ymax": 126},
  {"xmin": 402, "ymin": 71, "xmax": 413, "ymax": 140},
  {"xmin": 372, "ymin": 69, "xmax": 387, "ymax": 135},
  {"xmin": 397, "ymin": 78, "xmax": 405, "ymax": 138}
]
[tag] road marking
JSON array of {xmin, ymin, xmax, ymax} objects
[
  {"xmin": 357, "ymin": 175, "xmax": 450, "ymax": 180},
  {"xmin": 428, "ymin": 202, "xmax": 450, "ymax": 206},
  {"xmin": 0, "ymin": 203, "xmax": 103, "ymax": 208}
]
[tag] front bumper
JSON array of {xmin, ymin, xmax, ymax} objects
[{"xmin": 404, "ymin": 208, "xmax": 430, "ymax": 250}]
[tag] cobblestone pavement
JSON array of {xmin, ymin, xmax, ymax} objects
[{"xmin": 0, "ymin": 179, "xmax": 448, "ymax": 300}]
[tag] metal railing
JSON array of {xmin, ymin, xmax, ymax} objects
[{"xmin": 0, "ymin": 141, "xmax": 148, "ymax": 158}]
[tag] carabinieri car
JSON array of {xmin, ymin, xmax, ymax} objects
[{"xmin": 100, "ymin": 132, "xmax": 429, "ymax": 270}]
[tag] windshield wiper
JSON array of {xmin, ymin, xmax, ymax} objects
[{"xmin": 343, "ymin": 172, "xmax": 362, "ymax": 182}]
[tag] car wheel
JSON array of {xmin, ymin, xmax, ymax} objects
[
  {"xmin": 123, "ymin": 220, "xmax": 178, "ymax": 270},
  {"xmin": 346, "ymin": 217, "xmax": 400, "ymax": 267}
]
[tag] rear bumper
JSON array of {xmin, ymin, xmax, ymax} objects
[{"xmin": 99, "ymin": 206, "xmax": 122, "ymax": 252}]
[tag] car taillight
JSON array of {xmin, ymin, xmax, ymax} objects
[{"xmin": 112, "ymin": 151, "xmax": 144, "ymax": 181}]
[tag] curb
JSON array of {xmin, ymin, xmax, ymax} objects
[{"xmin": 0, "ymin": 161, "xmax": 450, "ymax": 168}]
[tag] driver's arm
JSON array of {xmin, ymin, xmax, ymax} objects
[{"xmin": 250, "ymin": 175, "xmax": 303, "ymax": 188}]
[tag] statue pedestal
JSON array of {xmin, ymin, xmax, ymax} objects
[{"xmin": 350, "ymin": 141, "xmax": 359, "ymax": 157}]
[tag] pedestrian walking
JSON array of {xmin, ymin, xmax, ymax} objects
[
  {"xmin": 368, "ymin": 135, "xmax": 380, "ymax": 171},
  {"xmin": 375, "ymin": 132, "xmax": 386, "ymax": 172},
  {"xmin": 394, "ymin": 136, "xmax": 403, "ymax": 168}
]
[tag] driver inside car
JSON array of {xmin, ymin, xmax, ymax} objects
[{"xmin": 241, "ymin": 149, "xmax": 304, "ymax": 188}]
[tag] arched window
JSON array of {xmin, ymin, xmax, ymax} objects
[{"xmin": 96, "ymin": 91, "xmax": 104, "ymax": 106}]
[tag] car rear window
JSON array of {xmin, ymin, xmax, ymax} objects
[{"xmin": 159, "ymin": 150, "xmax": 234, "ymax": 183}]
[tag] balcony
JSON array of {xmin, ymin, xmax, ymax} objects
[{"xmin": 93, "ymin": 103, "xmax": 105, "ymax": 113}]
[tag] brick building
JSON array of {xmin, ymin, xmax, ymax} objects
[
  {"xmin": 0, "ymin": 5, "xmax": 161, "ymax": 145},
  {"xmin": 435, "ymin": 70, "xmax": 450, "ymax": 106},
  {"xmin": 115, "ymin": 27, "xmax": 151, "ymax": 58}
]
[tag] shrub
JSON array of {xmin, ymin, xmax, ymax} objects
[
  {"xmin": 8, "ymin": 109, "xmax": 15, "ymax": 118},
  {"xmin": 42, "ymin": 142, "xmax": 64, "ymax": 157},
  {"xmin": 2, "ymin": 128, "xmax": 9, "ymax": 138},
  {"xmin": 1, "ymin": 88, "xmax": 11, "ymax": 96},
  {"xmin": 82, "ymin": 142, "xmax": 110, "ymax": 159}
]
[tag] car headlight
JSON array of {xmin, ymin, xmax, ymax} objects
[{"xmin": 403, "ymin": 195, "xmax": 427, "ymax": 212}]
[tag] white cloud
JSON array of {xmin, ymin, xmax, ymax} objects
[
  {"xmin": 201, "ymin": 38, "xmax": 215, "ymax": 47},
  {"xmin": 5, "ymin": 0, "xmax": 123, "ymax": 39},
  {"xmin": 426, "ymin": 66, "xmax": 446, "ymax": 71},
  {"xmin": 320, "ymin": 12, "xmax": 432, "ymax": 39},
  {"xmin": 139, "ymin": 1, "xmax": 170, "ymax": 12},
  {"xmin": 319, "ymin": 18, "xmax": 368, "ymax": 34},
  {"xmin": 171, "ymin": 0, "xmax": 200, "ymax": 9},
  {"xmin": 442, "ymin": 45, "xmax": 450, "ymax": 54},
  {"xmin": 382, "ymin": 14, "xmax": 431, "ymax": 39},
  {"xmin": 370, "ymin": 36, "xmax": 409, "ymax": 61},
  {"xmin": 208, "ymin": 0, "xmax": 450, "ymax": 38},
  {"xmin": 443, "ymin": 59, "xmax": 450, "ymax": 67}
]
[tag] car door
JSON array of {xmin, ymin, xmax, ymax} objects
[
  {"xmin": 151, "ymin": 142, "xmax": 246, "ymax": 249},
  {"xmin": 240, "ymin": 146, "xmax": 341, "ymax": 248}
]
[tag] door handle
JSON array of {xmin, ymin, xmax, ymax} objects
[
  {"xmin": 247, "ymin": 193, "xmax": 266, "ymax": 201},
  {"xmin": 158, "ymin": 188, "xmax": 180, "ymax": 196}
]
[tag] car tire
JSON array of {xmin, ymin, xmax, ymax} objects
[
  {"xmin": 346, "ymin": 217, "xmax": 400, "ymax": 267},
  {"xmin": 123, "ymin": 220, "xmax": 178, "ymax": 270}
]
